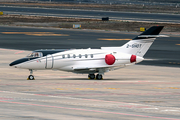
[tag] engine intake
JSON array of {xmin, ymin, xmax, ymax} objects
[
  {"xmin": 130, "ymin": 55, "xmax": 136, "ymax": 63},
  {"xmin": 105, "ymin": 54, "xmax": 115, "ymax": 65}
]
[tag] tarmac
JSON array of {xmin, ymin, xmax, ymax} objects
[{"xmin": 0, "ymin": 48, "xmax": 180, "ymax": 120}]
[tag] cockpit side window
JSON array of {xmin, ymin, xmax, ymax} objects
[{"xmin": 27, "ymin": 52, "xmax": 43, "ymax": 58}]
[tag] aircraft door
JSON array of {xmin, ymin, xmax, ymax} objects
[{"xmin": 46, "ymin": 54, "xmax": 53, "ymax": 69}]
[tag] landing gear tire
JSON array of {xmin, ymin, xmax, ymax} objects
[
  {"xmin": 88, "ymin": 74, "xmax": 95, "ymax": 79},
  {"xmin": 27, "ymin": 69, "xmax": 35, "ymax": 80},
  {"xmin": 96, "ymin": 74, "xmax": 103, "ymax": 80},
  {"xmin": 28, "ymin": 75, "xmax": 35, "ymax": 80}
]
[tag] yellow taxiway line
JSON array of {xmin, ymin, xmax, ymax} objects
[
  {"xmin": 1, "ymin": 32, "xmax": 69, "ymax": 36},
  {"xmin": 98, "ymin": 38, "xmax": 131, "ymax": 41}
]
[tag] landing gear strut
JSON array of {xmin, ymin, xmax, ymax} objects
[
  {"xmin": 27, "ymin": 69, "xmax": 35, "ymax": 80},
  {"xmin": 88, "ymin": 74, "xmax": 103, "ymax": 80}
]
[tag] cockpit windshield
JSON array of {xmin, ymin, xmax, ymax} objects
[{"xmin": 27, "ymin": 52, "xmax": 43, "ymax": 58}]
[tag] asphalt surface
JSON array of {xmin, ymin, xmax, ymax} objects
[
  {"xmin": 0, "ymin": 49, "xmax": 180, "ymax": 120},
  {"xmin": 0, "ymin": 26, "xmax": 179, "ymax": 68},
  {"xmin": 1, "ymin": 5, "xmax": 180, "ymax": 23}
]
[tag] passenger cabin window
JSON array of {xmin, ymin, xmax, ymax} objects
[
  {"xmin": 62, "ymin": 55, "xmax": 65, "ymax": 58},
  {"xmin": 27, "ymin": 52, "xmax": 43, "ymax": 58},
  {"xmin": 85, "ymin": 54, "xmax": 88, "ymax": 58},
  {"xmin": 90, "ymin": 54, "xmax": 93, "ymax": 58},
  {"xmin": 67, "ymin": 54, "xmax": 70, "ymax": 58},
  {"xmin": 73, "ymin": 54, "xmax": 76, "ymax": 58},
  {"xmin": 79, "ymin": 54, "xmax": 82, "ymax": 58}
]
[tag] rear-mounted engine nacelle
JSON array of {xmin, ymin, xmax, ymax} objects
[
  {"xmin": 105, "ymin": 54, "xmax": 116, "ymax": 65},
  {"xmin": 130, "ymin": 55, "xmax": 136, "ymax": 63}
]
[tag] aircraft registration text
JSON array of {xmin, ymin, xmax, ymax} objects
[{"xmin": 127, "ymin": 44, "xmax": 142, "ymax": 48}]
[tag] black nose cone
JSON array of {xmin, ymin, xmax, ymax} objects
[
  {"xmin": 9, "ymin": 61, "xmax": 17, "ymax": 66},
  {"xmin": 9, "ymin": 58, "xmax": 29, "ymax": 66}
]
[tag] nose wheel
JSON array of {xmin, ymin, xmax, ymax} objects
[
  {"xmin": 27, "ymin": 69, "xmax": 35, "ymax": 80},
  {"xmin": 28, "ymin": 75, "xmax": 35, "ymax": 80}
]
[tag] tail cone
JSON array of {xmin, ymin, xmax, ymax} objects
[{"xmin": 130, "ymin": 55, "xmax": 144, "ymax": 63}]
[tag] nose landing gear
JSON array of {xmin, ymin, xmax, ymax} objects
[{"xmin": 27, "ymin": 69, "xmax": 35, "ymax": 80}]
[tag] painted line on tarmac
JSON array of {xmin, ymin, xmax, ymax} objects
[
  {"xmin": 15, "ymin": 51, "xmax": 24, "ymax": 54},
  {"xmin": 103, "ymin": 81, "xmax": 160, "ymax": 83},
  {"xmin": 1, "ymin": 32, "xmax": 69, "ymax": 36},
  {"xmin": 1, "ymin": 32, "xmax": 51, "ymax": 34},
  {"xmin": 28, "ymin": 33, "xmax": 69, "ymax": 36},
  {"xmin": 54, "ymin": 87, "xmax": 120, "ymax": 90},
  {"xmin": 169, "ymin": 62, "xmax": 180, "ymax": 65},
  {"xmin": 154, "ymin": 87, "xmax": 180, "ymax": 89},
  {"xmin": 0, "ymin": 97, "xmax": 13, "ymax": 100},
  {"xmin": 98, "ymin": 38, "xmax": 131, "ymax": 41},
  {"xmin": 0, "ymin": 100, "xmax": 179, "ymax": 120}
]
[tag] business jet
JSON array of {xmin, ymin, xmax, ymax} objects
[{"xmin": 10, "ymin": 26, "xmax": 167, "ymax": 80}]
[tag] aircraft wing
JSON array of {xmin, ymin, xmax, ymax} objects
[
  {"xmin": 73, "ymin": 65, "xmax": 126, "ymax": 72},
  {"xmin": 73, "ymin": 66, "xmax": 110, "ymax": 71}
]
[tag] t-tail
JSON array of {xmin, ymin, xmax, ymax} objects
[{"xmin": 101, "ymin": 26, "xmax": 168, "ymax": 57}]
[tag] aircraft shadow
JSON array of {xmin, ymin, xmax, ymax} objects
[{"xmin": 60, "ymin": 78, "xmax": 139, "ymax": 81}]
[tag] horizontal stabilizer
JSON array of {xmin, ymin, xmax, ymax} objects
[
  {"xmin": 138, "ymin": 35, "xmax": 169, "ymax": 38},
  {"xmin": 134, "ymin": 26, "xmax": 164, "ymax": 39}
]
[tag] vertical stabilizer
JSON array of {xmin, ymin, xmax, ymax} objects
[{"xmin": 101, "ymin": 26, "xmax": 165, "ymax": 57}]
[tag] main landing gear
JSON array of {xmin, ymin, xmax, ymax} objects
[
  {"xmin": 27, "ymin": 69, "xmax": 35, "ymax": 80},
  {"xmin": 88, "ymin": 74, "xmax": 103, "ymax": 80}
]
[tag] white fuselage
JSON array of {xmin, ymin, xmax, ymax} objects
[{"xmin": 13, "ymin": 49, "xmax": 143, "ymax": 74}]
